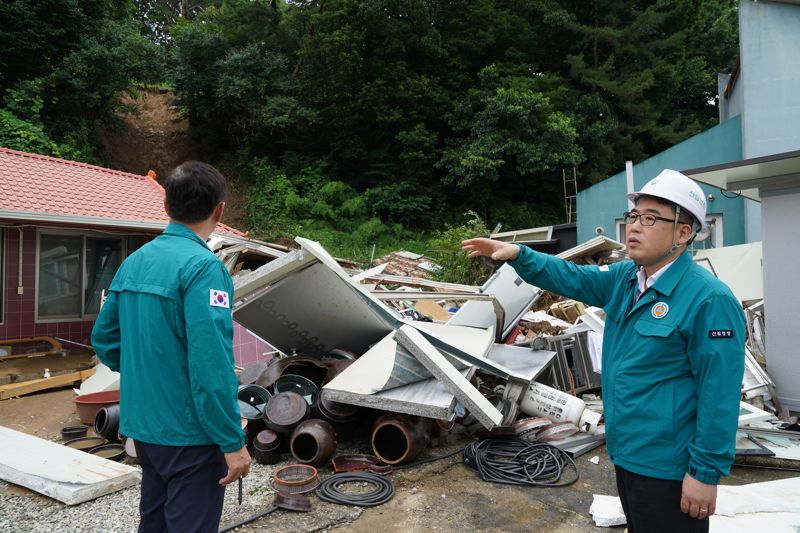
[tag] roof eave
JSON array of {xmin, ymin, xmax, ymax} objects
[{"xmin": 0, "ymin": 210, "xmax": 167, "ymax": 232}]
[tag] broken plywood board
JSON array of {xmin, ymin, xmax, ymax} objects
[
  {"xmin": 0, "ymin": 425, "xmax": 140, "ymax": 505},
  {"xmin": 412, "ymin": 299, "xmax": 453, "ymax": 322},
  {"xmin": 395, "ymin": 325, "xmax": 502, "ymax": 429}
]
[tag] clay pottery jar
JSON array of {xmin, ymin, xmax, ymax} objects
[{"xmin": 290, "ymin": 419, "xmax": 337, "ymax": 467}]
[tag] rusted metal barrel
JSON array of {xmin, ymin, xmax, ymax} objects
[
  {"xmin": 290, "ymin": 419, "xmax": 337, "ymax": 467},
  {"xmin": 370, "ymin": 414, "xmax": 432, "ymax": 465}
]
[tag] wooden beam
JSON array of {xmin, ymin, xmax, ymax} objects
[{"xmin": 0, "ymin": 368, "xmax": 95, "ymax": 400}]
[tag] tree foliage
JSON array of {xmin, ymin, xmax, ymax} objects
[
  {"xmin": 0, "ymin": 0, "xmax": 163, "ymax": 162},
  {"xmin": 167, "ymin": 0, "xmax": 736, "ymax": 235},
  {"xmin": 1, "ymin": 0, "xmax": 739, "ymax": 273}
]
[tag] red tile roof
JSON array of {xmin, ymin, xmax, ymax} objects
[{"xmin": 0, "ymin": 147, "xmax": 245, "ymax": 236}]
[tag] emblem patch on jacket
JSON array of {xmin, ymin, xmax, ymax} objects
[
  {"xmin": 651, "ymin": 302, "xmax": 669, "ymax": 319},
  {"xmin": 209, "ymin": 289, "xmax": 230, "ymax": 308}
]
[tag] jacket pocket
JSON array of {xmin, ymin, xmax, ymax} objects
[{"xmin": 633, "ymin": 321, "xmax": 674, "ymax": 338}]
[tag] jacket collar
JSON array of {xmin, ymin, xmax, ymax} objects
[
  {"xmin": 162, "ymin": 221, "xmax": 210, "ymax": 249},
  {"xmin": 625, "ymin": 250, "xmax": 692, "ymax": 297}
]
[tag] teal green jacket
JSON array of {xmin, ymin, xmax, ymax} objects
[
  {"xmin": 509, "ymin": 246, "xmax": 744, "ymax": 484},
  {"xmin": 91, "ymin": 222, "xmax": 244, "ymax": 453}
]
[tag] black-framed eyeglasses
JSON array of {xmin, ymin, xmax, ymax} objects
[{"xmin": 622, "ymin": 211, "xmax": 679, "ymax": 226}]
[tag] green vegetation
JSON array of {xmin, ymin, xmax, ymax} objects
[{"xmin": 1, "ymin": 0, "xmax": 740, "ymax": 281}]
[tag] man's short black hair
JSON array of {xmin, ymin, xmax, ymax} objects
[{"xmin": 164, "ymin": 161, "xmax": 227, "ymax": 223}]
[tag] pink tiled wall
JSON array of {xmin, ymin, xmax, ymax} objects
[
  {"xmin": 0, "ymin": 227, "xmax": 96, "ymax": 346},
  {"xmin": 2, "ymin": 227, "xmax": 273, "ymax": 362},
  {"xmin": 233, "ymin": 324, "xmax": 275, "ymax": 367}
]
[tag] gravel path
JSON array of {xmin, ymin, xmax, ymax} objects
[{"xmin": 0, "ymin": 458, "xmax": 363, "ymax": 532}]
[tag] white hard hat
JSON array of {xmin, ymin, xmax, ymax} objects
[{"xmin": 627, "ymin": 169, "xmax": 708, "ymax": 239}]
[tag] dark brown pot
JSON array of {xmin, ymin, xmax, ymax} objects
[
  {"xmin": 264, "ymin": 391, "xmax": 309, "ymax": 433},
  {"xmin": 290, "ymin": 419, "xmax": 337, "ymax": 467},
  {"xmin": 371, "ymin": 413, "xmax": 433, "ymax": 465}
]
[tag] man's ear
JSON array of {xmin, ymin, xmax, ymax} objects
[
  {"xmin": 214, "ymin": 201, "xmax": 225, "ymax": 222},
  {"xmin": 678, "ymin": 222, "xmax": 694, "ymax": 244}
]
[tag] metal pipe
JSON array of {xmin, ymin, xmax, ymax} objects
[{"xmin": 17, "ymin": 227, "xmax": 23, "ymax": 296}]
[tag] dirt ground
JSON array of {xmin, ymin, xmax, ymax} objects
[{"xmin": 2, "ymin": 387, "xmax": 798, "ymax": 532}]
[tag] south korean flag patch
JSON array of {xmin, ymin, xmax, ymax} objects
[{"xmin": 209, "ymin": 289, "xmax": 230, "ymax": 308}]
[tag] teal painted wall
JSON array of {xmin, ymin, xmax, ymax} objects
[{"xmin": 577, "ymin": 116, "xmax": 745, "ymax": 245}]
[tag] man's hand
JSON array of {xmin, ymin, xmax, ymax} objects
[
  {"xmin": 461, "ymin": 238, "xmax": 520, "ymax": 261},
  {"xmin": 680, "ymin": 473, "xmax": 716, "ymax": 519},
  {"xmin": 219, "ymin": 446, "xmax": 252, "ymax": 485}
]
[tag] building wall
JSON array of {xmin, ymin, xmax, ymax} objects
[
  {"xmin": 718, "ymin": 72, "xmax": 744, "ymax": 124},
  {"xmin": 1, "ymin": 227, "xmax": 95, "ymax": 344},
  {"xmin": 760, "ymin": 185, "xmax": 800, "ymax": 410},
  {"xmin": 739, "ymin": 0, "xmax": 800, "ymax": 159},
  {"xmin": 1, "ymin": 225, "xmax": 272, "ymax": 365},
  {"xmin": 577, "ymin": 117, "xmax": 745, "ymax": 244}
]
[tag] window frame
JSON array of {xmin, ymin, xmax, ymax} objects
[
  {"xmin": 35, "ymin": 229, "xmax": 126, "ymax": 323},
  {"xmin": 0, "ymin": 228, "xmax": 4, "ymax": 325}
]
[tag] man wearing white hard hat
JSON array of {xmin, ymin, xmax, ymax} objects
[{"xmin": 463, "ymin": 169, "xmax": 744, "ymax": 532}]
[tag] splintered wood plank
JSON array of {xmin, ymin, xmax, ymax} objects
[
  {"xmin": 0, "ymin": 425, "xmax": 140, "ymax": 505},
  {"xmin": 0, "ymin": 368, "xmax": 95, "ymax": 400},
  {"xmin": 394, "ymin": 325, "xmax": 502, "ymax": 430}
]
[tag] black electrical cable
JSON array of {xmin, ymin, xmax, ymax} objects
[
  {"xmin": 316, "ymin": 472, "xmax": 395, "ymax": 507},
  {"xmin": 463, "ymin": 438, "xmax": 580, "ymax": 487},
  {"xmin": 394, "ymin": 445, "xmax": 466, "ymax": 469}
]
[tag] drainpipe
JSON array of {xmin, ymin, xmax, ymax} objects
[{"xmin": 17, "ymin": 227, "xmax": 24, "ymax": 296}]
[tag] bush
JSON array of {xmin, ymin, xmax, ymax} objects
[{"xmin": 427, "ymin": 211, "xmax": 493, "ymax": 286}]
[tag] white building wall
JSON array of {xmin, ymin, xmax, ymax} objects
[
  {"xmin": 739, "ymin": 1, "xmax": 800, "ymax": 159},
  {"xmin": 760, "ymin": 185, "xmax": 800, "ymax": 410}
]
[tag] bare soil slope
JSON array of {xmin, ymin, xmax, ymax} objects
[{"xmin": 100, "ymin": 90, "xmax": 247, "ymax": 231}]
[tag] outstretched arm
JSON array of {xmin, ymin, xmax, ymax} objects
[{"xmin": 462, "ymin": 238, "xmax": 520, "ymax": 261}]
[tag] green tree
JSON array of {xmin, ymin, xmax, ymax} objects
[{"xmin": 0, "ymin": 0, "xmax": 164, "ymax": 161}]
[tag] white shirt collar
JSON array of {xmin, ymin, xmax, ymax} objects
[{"xmin": 636, "ymin": 260, "xmax": 676, "ymax": 298}]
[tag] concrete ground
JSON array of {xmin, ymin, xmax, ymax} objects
[{"xmin": 1, "ymin": 388, "xmax": 797, "ymax": 532}]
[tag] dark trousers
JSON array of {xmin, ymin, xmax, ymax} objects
[
  {"xmin": 134, "ymin": 440, "xmax": 228, "ymax": 533},
  {"xmin": 615, "ymin": 466, "xmax": 708, "ymax": 533}
]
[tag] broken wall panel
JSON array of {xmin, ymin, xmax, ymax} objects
[
  {"xmin": 447, "ymin": 263, "xmax": 542, "ymax": 341},
  {"xmin": 0, "ymin": 426, "xmax": 141, "ymax": 505}
]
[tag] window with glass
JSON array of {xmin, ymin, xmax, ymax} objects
[
  {"xmin": 37, "ymin": 232, "xmax": 124, "ymax": 320},
  {"xmin": 1, "ymin": 229, "xmax": 4, "ymax": 322}
]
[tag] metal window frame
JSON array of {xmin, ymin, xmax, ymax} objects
[
  {"xmin": 0, "ymin": 228, "xmax": 4, "ymax": 325},
  {"xmin": 35, "ymin": 228, "xmax": 126, "ymax": 323}
]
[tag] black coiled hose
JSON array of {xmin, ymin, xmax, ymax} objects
[
  {"xmin": 316, "ymin": 472, "xmax": 395, "ymax": 507},
  {"xmin": 464, "ymin": 438, "xmax": 579, "ymax": 487}
]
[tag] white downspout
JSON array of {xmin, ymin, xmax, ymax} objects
[{"xmin": 17, "ymin": 227, "xmax": 24, "ymax": 295}]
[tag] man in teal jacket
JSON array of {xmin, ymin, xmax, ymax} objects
[
  {"xmin": 463, "ymin": 169, "xmax": 744, "ymax": 532},
  {"xmin": 92, "ymin": 161, "xmax": 250, "ymax": 533}
]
